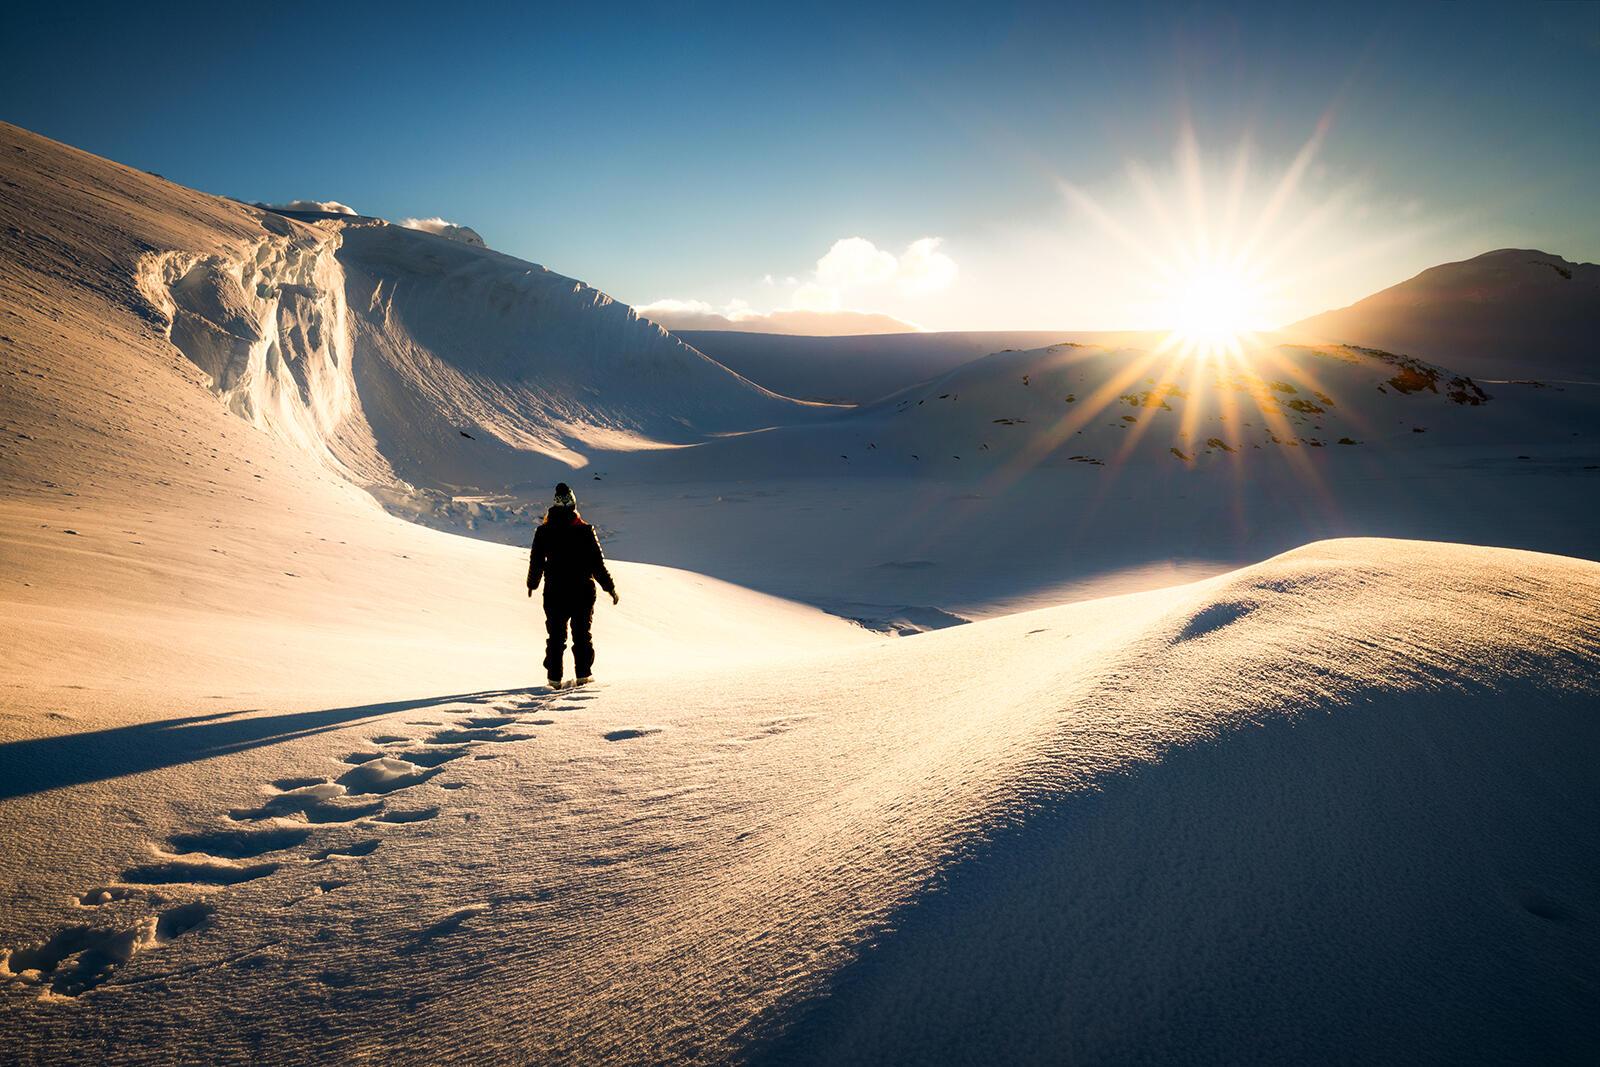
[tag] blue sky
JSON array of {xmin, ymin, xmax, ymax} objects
[{"xmin": 6, "ymin": 1, "xmax": 1597, "ymax": 330}]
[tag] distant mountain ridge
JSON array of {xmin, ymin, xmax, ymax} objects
[
  {"xmin": 1286, "ymin": 249, "xmax": 1598, "ymax": 382},
  {"xmin": 679, "ymin": 330, "xmax": 1155, "ymax": 404},
  {"xmin": 692, "ymin": 250, "xmax": 1596, "ymax": 405}
]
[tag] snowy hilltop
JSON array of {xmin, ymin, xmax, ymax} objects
[
  {"xmin": 397, "ymin": 216, "xmax": 488, "ymax": 248},
  {"xmin": 1287, "ymin": 248, "xmax": 1600, "ymax": 383}
]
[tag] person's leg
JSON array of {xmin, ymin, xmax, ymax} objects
[
  {"xmin": 543, "ymin": 592, "xmax": 569, "ymax": 682},
  {"xmin": 570, "ymin": 586, "xmax": 597, "ymax": 678}
]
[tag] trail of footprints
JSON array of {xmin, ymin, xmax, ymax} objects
[{"xmin": 1, "ymin": 687, "xmax": 604, "ymax": 999}]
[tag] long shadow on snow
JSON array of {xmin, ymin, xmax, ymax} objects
[
  {"xmin": 0, "ymin": 689, "xmax": 532, "ymax": 800},
  {"xmin": 743, "ymin": 670, "xmax": 1600, "ymax": 1065}
]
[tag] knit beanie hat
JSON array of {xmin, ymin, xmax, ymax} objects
[{"xmin": 553, "ymin": 482, "xmax": 578, "ymax": 508}]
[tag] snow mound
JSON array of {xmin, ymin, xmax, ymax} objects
[
  {"xmin": 746, "ymin": 539, "xmax": 1600, "ymax": 1064},
  {"xmin": 848, "ymin": 339, "xmax": 1497, "ymax": 469},
  {"xmin": 334, "ymin": 218, "xmax": 813, "ymax": 486},
  {"xmin": 398, "ymin": 216, "xmax": 487, "ymax": 248},
  {"xmin": 9, "ymin": 119, "xmax": 826, "ymax": 502},
  {"xmin": 3, "ymin": 538, "xmax": 1594, "ymax": 1061}
]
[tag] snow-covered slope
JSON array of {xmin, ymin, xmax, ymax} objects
[
  {"xmin": 846, "ymin": 339, "xmax": 1497, "ymax": 465},
  {"xmin": 0, "ymin": 121, "xmax": 868, "ymax": 724},
  {"xmin": 556, "ymin": 336, "xmax": 1600, "ymax": 621},
  {"xmin": 0, "ymin": 123, "xmax": 813, "ymax": 507},
  {"xmin": 332, "ymin": 218, "xmax": 812, "ymax": 491},
  {"xmin": 1287, "ymin": 248, "xmax": 1600, "ymax": 383},
  {"xmin": 3, "ymin": 540, "xmax": 1596, "ymax": 1063}
]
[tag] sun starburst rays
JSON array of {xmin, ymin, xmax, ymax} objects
[
  {"xmin": 924, "ymin": 123, "xmax": 1371, "ymax": 546},
  {"xmin": 953, "ymin": 123, "xmax": 1369, "ymax": 511}
]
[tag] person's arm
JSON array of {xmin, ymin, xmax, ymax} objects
[
  {"xmin": 527, "ymin": 527, "xmax": 545, "ymax": 595},
  {"xmin": 590, "ymin": 528, "xmax": 618, "ymax": 602}
]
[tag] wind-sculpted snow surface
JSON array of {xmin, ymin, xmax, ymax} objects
[
  {"xmin": 131, "ymin": 219, "xmax": 391, "ymax": 484},
  {"xmin": 133, "ymin": 186, "xmax": 814, "ymax": 497},
  {"xmin": 1, "ymin": 122, "xmax": 812, "ymax": 517},
  {"xmin": 3, "ymin": 540, "xmax": 1597, "ymax": 1063},
  {"xmin": 334, "ymin": 219, "xmax": 812, "ymax": 485}
]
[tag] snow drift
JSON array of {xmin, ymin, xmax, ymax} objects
[
  {"xmin": 3, "ymin": 540, "xmax": 1596, "ymax": 1064},
  {"xmin": 753, "ymin": 540, "xmax": 1600, "ymax": 1064},
  {"xmin": 78, "ymin": 133, "xmax": 822, "ymax": 509},
  {"xmin": 332, "ymin": 217, "xmax": 813, "ymax": 489}
]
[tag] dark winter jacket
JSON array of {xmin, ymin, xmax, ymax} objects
[{"xmin": 528, "ymin": 507, "xmax": 616, "ymax": 595}]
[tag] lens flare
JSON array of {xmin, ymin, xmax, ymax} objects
[{"xmin": 1164, "ymin": 259, "xmax": 1269, "ymax": 356}]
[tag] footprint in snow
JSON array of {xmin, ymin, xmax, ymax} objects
[
  {"xmin": 401, "ymin": 903, "xmax": 493, "ymax": 955},
  {"xmin": 391, "ymin": 745, "xmax": 472, "ymax": 768},
  {"xmin": 0, "ymin": 902, "xmax": 213, "ymax": 998},
  {"xmin": 311, "ymin": 839, "xmax": 381, "ymax": 861},
  {"xmin": 459, "ymin": 715, "xmax": 517, "ymax": 728},
  {"xmin": 8, "ymin": 689, "xmax": 574, "ymax": 993},
  {"xmin": 373, "ymin": 806, "xmax": 440, "ymax": 825},
  {"xmin": 425, "ymin": 726, "xmax": 534, "ymax": 745},
  {"xmin": 604, "ymin": 728, "xmax": 662, "ymax": 742},
  {"xmin": 119, "ymin": 858, "xmax": 280, "ymax": 886},
  {"xmin": 335, "ymin": 757, "xmax": 442, "ymax": 796},
  {"xmin": 165, "ymin": 827, "xmax": 311, "ymax": 858},
  {"xmin": 229, "ymin": 782, "xmax": 385, "ymax": 824}
]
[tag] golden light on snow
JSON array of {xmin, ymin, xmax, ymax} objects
[{"xmin": 1008, "ymin": 122, "xmax": 1354, "ymax": 484}]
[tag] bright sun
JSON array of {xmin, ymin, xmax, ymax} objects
[{"xmin": 1166, "ymin": 261, "xmax": 1267, "ymax": 354}]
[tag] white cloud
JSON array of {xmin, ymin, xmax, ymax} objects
[
  {"xmin": 636, "ymin": 297, "xmax": 767, "ymax": 323},
  {"xmin": 897, "ymin": 237, "xmax": 958, "ymax": 293},
  {"xmin": 808, "ymin": 235, "xmax": 959, "ymax": 306},
  {"xmin": 636, "ymin": 233, "xmax": 954, "ymax": 336},
  {"xmin": 399, "ymin": 217, "xmax": 488, "ymax": 248},
  {"xmin": 636, "ymin": 303, "xmax": 919, "ymax": 336},
  {"xmin": 816, "ymin": 237, "xmax": 900, "ymax": 287}
]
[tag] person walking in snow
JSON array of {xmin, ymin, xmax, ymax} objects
[{"xmin": 527, "ymin": 483, "xmax": 618, "ymax": 688}]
